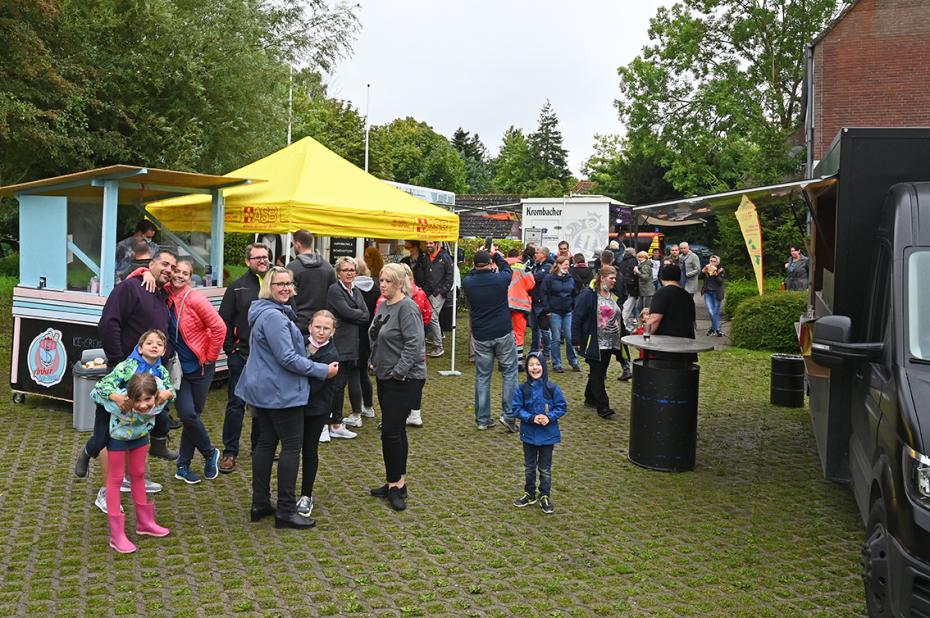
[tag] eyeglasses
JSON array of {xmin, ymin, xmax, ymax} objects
[
  {"xmin": 248, "ymin": 255, "xmax": 269, "ymax": 262},
  {"xmin": 271, "ymin": 281, "xmax": 294, "ymax": 288}
]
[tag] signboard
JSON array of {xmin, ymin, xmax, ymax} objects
[
  {"xmin": 522, "ymin": 201, "xmax": 609, "ymax": 260},
  {"xmin": 329, "ymin": 237, "xmax": 358, "ymax": 265},
  {"xmin": 12, "ymin": 319, "xmax": 104, "ymax": 401}
]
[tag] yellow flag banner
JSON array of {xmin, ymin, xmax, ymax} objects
[{"xmin": 735, "ymin": 194, "xmax": 764, "ymax": 295}]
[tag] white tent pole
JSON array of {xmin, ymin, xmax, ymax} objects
[{"xmin": 439, "ymin": 239, "xmax": 461, "ymax": 377}]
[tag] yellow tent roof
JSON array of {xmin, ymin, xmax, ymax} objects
[{"xmin": 147, "ymin": 137, "xmax": 459, "ymax": 241}]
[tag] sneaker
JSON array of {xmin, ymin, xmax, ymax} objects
[
  {"xmin": 344, "ymin": 413, "xmax": 363, "ymax": 428},
  {"xmin": 319, "ymin": 427, "xmax": 331, "ymax": 442},
  {"xmin": 329, "ymin": 425, "xmax": 357, "ymax": 439},
  {"xmin": 203, "ymin": 448, "xmax": 220, "ymax": 480},
  {"xmin": 168, "ymin": 414, "xmax": 182, "ymax": 430},
  {"xmin": 121, "ymin": 476, "xmax": 163, "ymax": 493},
  {"xmin": 539, "ymin": 495, "xmax": 554, "ymax": 514},
  {"xmin": 618, "ymin": 367, "xmax": 633, "ymax": 381},
  {"xmin": 406, "ymin": 410, "xmax": 423, "ymax": 427},
  {"xmin": 427, "ymin": 348, "xmax": 444, "ymax": 358},
  {"xmin": 95, "ymin": 487, "xmax": 124, "ymax": 514},
  {"xmin": 174, "ymin": 466, "xmax": 202, "ymax": 484},
  {"xmin": 597, "ymin": 408, "xmax": 616, "ymax": 419},
  {"xmin": 360, "ymin": 405, "xmax": 376, "ymax": 418},
  {"xmin": 553, "ymin": 366, "xmax": 565, "ymax": 373},
  {"xmin": 476, "ymin": 422, "xmax": 494, "ymax": 430},
  {"xmin": 296, "ymin": 495, "xmax": 314, "ymax": 518},
  {"xmin": 499, "ymin": 415, "xmax": 518, "ymax": 433},
  {"xmin": 706, "ymin": 327, "xmax": 715, "ymax": 336},
  {"xmin": 513, "ymin": 492, "xmax": 537, "ymax": 508},
  {"xmin": 715, "ymin": 330, "xmax": 724, "ymax": 337},
  {"xmin": 370, "ymin": 484, "xmax": 408, "ymax": 498},
  {"xmin": 570, "ymin": 364, "xmax": 582, "ymax": 372}
]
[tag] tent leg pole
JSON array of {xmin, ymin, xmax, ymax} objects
[{"xmin": 439, "ymin": 240, "xmax": 461, "ymax": 377}]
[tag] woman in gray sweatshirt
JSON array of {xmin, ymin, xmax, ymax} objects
[{"xmin": 368, "ymin": 263, "xmax": 427, "ymax": 511}]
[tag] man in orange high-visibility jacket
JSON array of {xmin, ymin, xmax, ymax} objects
[{"xmin": 506, "ymin": 249, "xmax": 535, "ymax": 368}]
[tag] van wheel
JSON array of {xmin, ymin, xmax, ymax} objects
[{"xmin": 862, "ymin": 499, "xmax": 892, "ymax": 618}]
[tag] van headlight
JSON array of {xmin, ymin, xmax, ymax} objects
[{"xmin": 905, "ymin": 447, "xmax": 930, "ymax": 499}]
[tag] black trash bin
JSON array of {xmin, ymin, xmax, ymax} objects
[
  {"xmin": 628, "ymin": 359, "xmax": 700, "ymax": 472},
  {"xmin": 770, "ymin": 354, "xmax": 805, "ymax": 407}
]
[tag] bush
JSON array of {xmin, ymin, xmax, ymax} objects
[
  {"xmin": 224, "ymin": 233, "xmax": 254, "ymax": 266},
  {"xmin": 723, "ymin": 277, "xmax": 784, "ymax": 318},
  {"xmin": 458, "ymin": 237, "xmax": 524, "ymax": 276},
  {"xmin": 730, "ymin": 291, "xmax": 807, "ymax": 353},
  {"xmin": 0, "ymin": 252, "xmax": 18, "ymax": 277}
]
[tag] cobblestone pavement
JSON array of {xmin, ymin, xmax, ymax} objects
[{"xmin": 0, "ymin": 316, "xmax": 866, "ymax": 617}]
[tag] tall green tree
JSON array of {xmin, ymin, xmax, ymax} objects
[
  {"xmin": 491, "ymin": 126, "xmax": 534, "ymax": 194},
  {"xmin": 371, "ymin": 117, "xmax": 467, "ymax": 193},
  {"xmin": 451, "ymin": 127, "xmax": 492, "ymax": 193},
  {"xmin": 616, "ymin": 0, "xmax": 841, "ymax": 196},
  {"xmin": 582, "ymin": 134, "xmax": 680, "ymax": 204},
  {"xmin": 527, "ymin": 100, "xmax": 571, "ymax": 189}
]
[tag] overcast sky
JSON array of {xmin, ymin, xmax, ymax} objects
[{"xmin": 327, "ymin": 1, "xmax": 672, "ymax": 178}]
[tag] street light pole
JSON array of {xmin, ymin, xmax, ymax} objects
[{"xmin": 364, "ymin": 83, "xmax": 371, "ymax": 172}]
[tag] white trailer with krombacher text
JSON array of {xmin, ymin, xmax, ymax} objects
[{"xmin": 521, "ymin": 196, "xmax": 629, "ymax": 260}]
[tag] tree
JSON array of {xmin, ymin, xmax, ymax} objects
[
  {"xmin": 582, "ymin": 134, "xmax": 680, "ymax": 204},
  {"xmin": 616, "ymin": 0, "xmax": 842, "ymax": 196},
  {"xmin": 491, "ymin": 126, "xmax": 534, "ymax": 194},
  {"xmin": 371, "ymin": 117, "xmax": 467, "ymax": 193},
  {"xmin": 451, "ymin": 127, "xmax": 492, "ymax": 193},
  {"xmin": 527, "ymin": 100, "xmax": 571, "ymax": 189}
]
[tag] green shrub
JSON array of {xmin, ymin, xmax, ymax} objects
[
  {"xmin": 730, "ymin": 291, "xmax": 807, "ymax": 353},
  {"xmin": 458, "ymin": 237, "xmax": 523, "ymax": 276},
  {"xmin": 723, "ymin": 277, "xmax": 784, "ymax": 317},
  {"xmin": 0, "ymin": 252, "xmax": 18, "ymax": 277},
  {"xmin": 224, "ymin": 233, "xmax": 254, "ymax": 266}
]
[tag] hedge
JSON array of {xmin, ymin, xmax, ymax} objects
[
  {"xmin": 458, "ymin": 238, "xmax": 524, "ymax": 276},
  {"xmin": 723, "ymin": 277, "xmax": 785, "ymax": 318},
  {"xmin": 730, "ymin": 291, "xmax": 807, "ymax": 353}
]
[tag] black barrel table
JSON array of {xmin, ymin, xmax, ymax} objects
[{"xmin": 621, "ymin": 335, "xmax": 715, "ymax": 472}]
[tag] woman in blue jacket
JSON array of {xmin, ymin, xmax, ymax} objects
[
  {"xmin": 511, "ymin": 351, "xmax": 566, "ymax": 514},
  {"xmin": 236, "ymin": 266, "xmax": 338, "ymax": 530},
  {"xmin": 541, "ymin": 256, "xmax": 581, "ymax": 373}
]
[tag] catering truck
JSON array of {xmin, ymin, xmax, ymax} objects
[
  {"xmin": 521, "ymin": 196, "xmax": 630, "ymax": 260},
  {"xmin": 807, "ymin": 128, "xmax": 930, "ymax": 617}
]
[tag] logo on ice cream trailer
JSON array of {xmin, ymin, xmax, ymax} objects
[{"xmin": 27, "ymin": 328, "xmax": 67, "ymax": 388}]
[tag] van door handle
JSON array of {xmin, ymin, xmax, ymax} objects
[{"xmin": 855, "ymin": 368, "xmax": 864, "ymax": 379}]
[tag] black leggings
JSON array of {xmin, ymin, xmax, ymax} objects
[
  {"xmin": 584, "ymin": 350, "xmax": 613, "ymax": 414},
  {"xmin": 331, "ymin": 361, "xmax": 362, "ymax": 423},
  {"xmin": 377, "ymin": 378, "xmax": 424, "ymax": 483},
  {"xmin": 299, "ymin": 415, "xmax": 328, "ymax": 498},
  {"xmin": 359, "ymin": 342, "xmax": 373, "ymax": 408}
]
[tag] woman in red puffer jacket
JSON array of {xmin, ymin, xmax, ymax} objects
[{"xmin": 165, "ymin": 258, "xmax": 227, "ymax": 484}]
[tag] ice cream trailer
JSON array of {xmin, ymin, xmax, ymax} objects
[{"xmin": 0, "ymin": 166, "xmax": 251, "ymax": 403}]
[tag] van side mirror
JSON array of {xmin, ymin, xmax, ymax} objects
[{"xmin": 812, "ymin": 315, "xmax": 883, "ymax": 367}]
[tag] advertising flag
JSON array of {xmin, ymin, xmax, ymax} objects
[{"xmin": 735, "ymin": 195, "xmax": 764, "ymax": 295}]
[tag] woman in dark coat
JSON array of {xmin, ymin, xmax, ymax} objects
[
  {"xmin": 355, "ymin": 257, "xmax": 382, "ymax": 420},
  {"xmin": 784, "ymin": 244, "xmax": 809, "ymax": 291},
  {"xmin": 541, "ymin": 256, "xmax": 580, "ymax": 373},
  {"xmin": 571, "ymin": 265, "xmax": 624, "ymax": 419},
  {"xmin": 324, "ymin": 257, "xmax": 369, "ymax": 440}
]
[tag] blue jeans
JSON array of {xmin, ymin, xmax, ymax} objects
[
  {"xmin": 704, "ymin": 293, "xmax": 721, "ymax": 332},
  {"xmin": 523, "ymin": 443, "xmax": 554, "ymax": 497},
  {"xmin": 473, "ymin": 332, "xmax": 518, "ymax": 426},
  {"xmin": 177, "ymin": 364, "xmax": 216, "ymax": 468},
  {"xmin": 549, "ymin": 312, "xmax": 578, "ymax": 369}
]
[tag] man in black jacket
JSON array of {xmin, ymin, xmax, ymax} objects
[
  {"xmin": 287, "ymin": 229, "xmax": 336, "ymax": 333},
  {"xmin": 422, "ymin": 241, "xmax": 454, "ymax": 357},
  {"xmin": 528, "ymin": 246, "xmax": 554, "ymax": 358},
  {"xmin": 218, "ymin": 242, "xmax": 271, "ymax": 473}
]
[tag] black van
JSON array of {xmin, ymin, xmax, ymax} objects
[{"xmin": 810, "ymin": 129, "xmax": 930, "ymax": 616}]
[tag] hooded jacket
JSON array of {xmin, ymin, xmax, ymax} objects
[
  {"xmin": 423, "ymin": 247, "xmax": 454, "ymax": 298},
  {"xmin": 512, "ymin": 352, "xmax": 567, "ymax": 446},
  {"xmin": 168, "ymin": 284, "xmax": 227, "ymax": 367},
  {"xmin": 235, "ymin": 299, "xmax": 330, "ymax": 410},
  {"xmin": 542, "ymin": 271, "xmax": 576, "ymax": 315},
  {"xmin": 528, "ymin": 256, "xmax": 555, "ymax": 314},
  {"xmin": 287, "ymin": 252, "xmax": 336, "ymax": 333},
  {"xmin": 91, "ymin": 349, "xmax": 175, "ymax": 441}
]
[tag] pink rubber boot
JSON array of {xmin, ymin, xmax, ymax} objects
[
  {"xmin": 108, "ymin": 514, "xmax": 137, "ymax": 553},
  {"xmin": 135, "ymin": 502, "xmax": 170, "ymax": 537}
]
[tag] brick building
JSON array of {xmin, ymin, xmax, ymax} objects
[{"xmin": 809, "ymin": 0, "xmax": 930, "ymax": 163}]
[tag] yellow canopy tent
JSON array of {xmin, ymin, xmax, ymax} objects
[{"xmin": 147, "ymin": 136, "xmax": 459, "ymax": 241}]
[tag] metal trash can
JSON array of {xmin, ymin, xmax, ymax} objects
[
  {"xmin": 770, "ymin": 354, "xmax": 805, "ymax": 407},
  {"xmin": 628, "ymin": 359, "xmax": 700, "ymax": 472},
  {"xmin": 72, "ymin": 349, "xmax": 108, "ymax": 432}
]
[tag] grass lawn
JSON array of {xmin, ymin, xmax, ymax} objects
[{"xmin": 0, "ymin": 292, "xmax": 866, "ymax": 616}]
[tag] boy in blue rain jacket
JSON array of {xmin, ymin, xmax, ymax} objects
[{"xmin": 511, "ymin": 351, "xmax": 567, "ymax": 514}]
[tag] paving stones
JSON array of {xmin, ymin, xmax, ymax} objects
[{"xmin": 0, "ymin": 309, "xmax": 866, "ymax": 616}]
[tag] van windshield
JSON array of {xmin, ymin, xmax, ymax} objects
[{"xmin": 908, "ymin": 251, "xmax": 930, "ymax": 361}]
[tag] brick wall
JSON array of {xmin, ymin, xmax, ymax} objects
[{"xmin": 812, "ymin": 0, "xmax": 930, "ymax": 160}]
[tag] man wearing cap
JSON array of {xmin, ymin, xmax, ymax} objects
[{"xmin": 462, "ymin": 248, "xmax": 519, "ymax": 431}]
